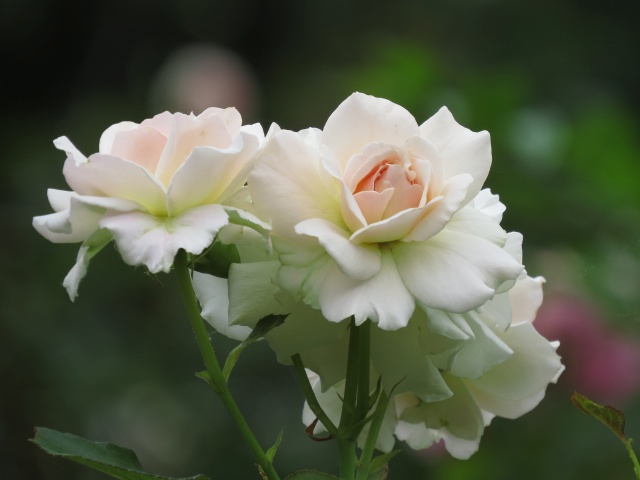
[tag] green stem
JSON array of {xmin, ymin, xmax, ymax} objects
[
  {"xmin": 337, "ymin": 318, "xmax": 374, "ymax": 480},
  {"xmin": 291, "ymin": 354, "xmax": 338, "ymax": 436},
  {"xmin": 338, "ymin": 439, "xmax": 358, "ymax": 480},
  {"xmin": 339, "ymin": 318, "xmax": 360, "ymax": 434},
  {"xmin": 355, "ymin": 320, "xmax": 370, "ymax": 423},
  {"xmin": 624, "ymin": 438, "xmax": 640, "ymax": 480},
  {"xmin": 174, "ymin": 250, "xmax": 280, "ymax": 480},
  {"xmin": 356, "ymin": 391, "xmax": 388, "ymax": 480}
]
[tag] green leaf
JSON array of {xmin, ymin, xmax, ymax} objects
[
  {"xmin": 284, "ymin": 470, "xmax": 340, "ymax": 480},
  {"xmin": 572, "ymin": 392, "xmax": 640, "ymax": 479},
  {"xmin": 367, "ymin": 467, "xmax": 388, "ymax": 480},
  {"xmin": 368, "ymin": 377, "xmax": 383, "ymax": 411},
  {"xmin": 222, "ymin": 314, "xmax": 288, "ymax": 381},
  {"xmin": 367, "ymin": 450, "xmax": 400, "ymax": 479},
  {"xmin": 31, "ymin": 427, "xmax": 210, "ymax": 480},
  {"xmin": 572, "ymin": 392, "xmax": 626, "ymax": 441},
  {"xmin": 192, "ymin": 240, "xmax": 241, "ymax": 279},
  {"xmin": 265, "ymin": 430, "xmax": 284, "ymax": 463},
  {"xmin": 245, "ymin": 313, "xmax": 288, "ymax": 342}
]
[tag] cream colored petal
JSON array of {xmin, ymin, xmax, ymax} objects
[
  {"xmin": 295, "ymin": 218, "xmax": 381, "ymax": 280},
  {"xmin": 323, "ymin": 93, "xmax": 419, "ymax": 171},
  {"xmin": 249, "ymin": 130, "xmax": 344, "ymax": 239},
  {"xmin": 317, "ymin": 248, "xmax": 416, "ymax": 330},
  {"xmin": 192, "ymin": 272, "xmax": 251, "ymax": 341},
  {"xmin": 419, "ymin": 107, "xmax": 491, "ymax": 204},
  {"xmin": 100, "ymin": 204, "xmax": 228, "ymax": 273},
  {"xmin": 393, "ymin": 230, "xmax": 523, "ymax": 313},
  {"xmin": 62, "ymin": 153, "xmax": 167, "ymax": 216},
  {"xmin": 166, "ymin": 130, "xmax": 260, "ymax": 215}
]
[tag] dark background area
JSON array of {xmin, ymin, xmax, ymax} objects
[{"xmin": 2, "ymin": 1, "xmax": 640, "ymax": 479}]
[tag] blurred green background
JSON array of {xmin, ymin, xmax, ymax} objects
[{"xmin": 2, "ymin": 0, "xmax": 640, "ymax": 479}]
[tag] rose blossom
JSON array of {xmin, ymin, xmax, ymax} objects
[
  {"xmin": 249, "ymin": 93, "xmax": 523, "ymax": 330},
  {"xmin": 195, "ymin": 189, "xmax": 526, "ymax": 397},
  {"xmin": 302, "ymin": 276, "xmax": 563, "ymax": 459},
  {"xmin": 192, "ymin": 211, "xmax": 562, "ymax": 458},
  {"xmin": 33, "ymin": 108, "xmax": 265, "ymax": 299}
]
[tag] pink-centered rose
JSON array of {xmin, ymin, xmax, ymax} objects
[
  {"xmin": 33, "ymin": 108, "xmax": 266, "ymax": 299},
  {"xmin": 249, "ymin": 93, "xmax": 523, "ymax": 330}
]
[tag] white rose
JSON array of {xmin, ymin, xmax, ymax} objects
[
  {"xmin": 33, "ymin": 108, "xmax": 266, "ymax": 299},
  {"xmin": 249, "ymin": 92, "xmax": 523, "ymax": 330},
  {"xmin": 303, "ymin": 276, "xmax": 563, "ymax": 459}
]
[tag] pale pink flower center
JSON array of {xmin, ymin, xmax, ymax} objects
[{"xmin": 346, "ymin": 147, "xmax": 424, "ymax": 224}]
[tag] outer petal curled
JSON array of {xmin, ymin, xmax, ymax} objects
[{"xmin": 100, "ymin": 204, "xmax": 228, "ymax": 273}]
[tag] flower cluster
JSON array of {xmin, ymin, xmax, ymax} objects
[{"xmin": 35, "ymin": 93, "xmax": 563, "ymax": 458}]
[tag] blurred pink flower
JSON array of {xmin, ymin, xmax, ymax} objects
[{"xmin": 535, "ymin": 296, "xmax": 640, "ymax": 404}]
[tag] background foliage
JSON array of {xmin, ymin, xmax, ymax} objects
[{"xmin": 2, "ymin": 1, "xmax": 640, "ymax": 479}]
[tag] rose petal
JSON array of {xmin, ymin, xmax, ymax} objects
[
  {"xmin": 62, "ymin": 229, "xmax": 112, "ymax": 301},
  {"xmin": 467, "ymin": 322, "xmax": 563, "ymax": 418},
  {"xmin": 475, "ymin": 290, "xmax": 513, "ymax": 333},
  {"xmin": 400, "ymin": 374, "xmax": 484, "ymax": 442},
  {"xmin": 428, "ymin": 197, "xmax": 507, "ymax": 246},
  {"xmin": 271, "ymin": 236, "xmax": 334, "ymax": 310},
  {"xmin": 227, "ymin": 261, "xmax": 288, "ymax": 327},
  {"xmin": 155, "ymin": 109, "xmax": 240, "ymax": 185},
  {"xmin": 447, "ymin": 311, "xmax": 513, "ymax": 379},
  {"xmin": 99, "ymin": 204, "xmax": 228, "ymax": 273},
  {"xmin": 192, "ymin": 272, "xmax": 252, "ymax": 341},
  {"xmin": 394, "ymin": 419, "xmax": 438, "ymax": 451},
  {"xmin": 34, "ymin": 192, "xmax": 143, "ymax": 244},
  {"xmin": 471, "ymin": 189, "xmax": 506, "ymax": 222},
  {"xmin": 294, "ymin": 218, "xmax": 381, "ymax": 280},
  {"xmin": 298, "ymin": 338, "xmax": 350, "ymax": 392},
  {"xmin": 166, "ymin": 129, "xmax": 260, "ymax": 215},
  {"xmin": 352, "ymin": 189, "xmax": 395, "ymax": 225},
  {"xmin": 322, "ymin": 92, "xmax": 420, "ymax": 171},
  {"xmin": 509, "ymin": 276, "xmax": 545, "ymax": 326},
  {"xmin": 140, "ymin": 111, "xmax": 175, "ymax": 137},
  {"xmin": 420, "ymin": 107, "xmax": 491, "ymax": 204},
  {"xmin": 54, "ymin": 136, "xmax": 87, "ymax": 166},
  {"xmin": 33, "ymin": 201, "xmax": 102, "ymax": 243},
  {"xmin": 438, "ymin": 431, "xmax": 482, "ymax": 460},
  {"xmin": 47, "ymin": 189, "xmax": 74, "ymax": 212},
  {"xmin": 371, "ymin": 316, "xmax": 452, "ymax": 402},
  {"xmin": 349, "ymin": 196, "xmax": 444, "ymax": 244},
  {"xmin": 339, "ymin": 182, "xmax": 368, "ymax": 232},
  {"xmin": 63, "ymin": 153, "xmax": 167, "ymax": 215},
  {"xmin": 266, "ymin": 306, "xmax": 349, "ymax": 366},
  {"xmin": 393, "ymin": 229, "xmax": 523, "ymax": 313},
  {"xmin": 316, "ymin": 248, "xmax": 416, "ymax": 330},
  {"xmin": 401, "ymin": 173, "xmax": 473, "ymax": 242},
  {"xmin": 105, "ymin": 124, "xmax": 168, "ymax": 173},
  {"xmin": 249, "ymin": 130, "xmax": 343, "ymax": 239}
]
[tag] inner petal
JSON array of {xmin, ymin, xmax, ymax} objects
[
  {"xmin": 354, "ymin": 188, "xmax": 394, "ymax": 224},
  {"xmin": 383, "ymin": 183, "xmax": 423, "ymax": 218},
  {"xmin": 111, "ymin": 127, "xmax": 167, "ymax": 174},
  {"xmin": 344, "ymin": 144, "xmax": 403, "ymax": 191}
]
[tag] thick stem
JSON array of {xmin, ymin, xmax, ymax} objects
[
  {"xmin": 337, "ymin": 318, "xmax": 373, "ymax": 480},
  {"xmin": 174, "ymin": 250, "xmax": 280, "ymax": 480},
  {"xmin": 338, "ymin": 439, "xmax": 358, "ymax": 480}
]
